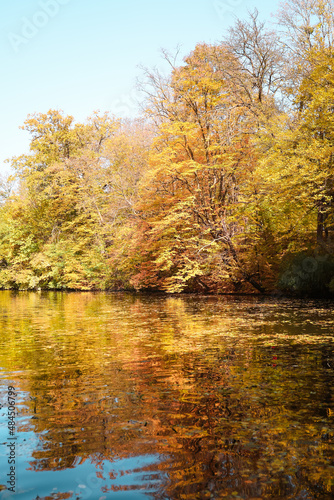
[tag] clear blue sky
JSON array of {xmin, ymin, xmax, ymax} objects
[{"xmin": 0, "ymin": 0, "xmax": 281, "ymax": 175}]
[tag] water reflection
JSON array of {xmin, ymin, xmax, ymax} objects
[{"xmin": 0, "ymin": 291, "xmax": 333, "ymax": 499}]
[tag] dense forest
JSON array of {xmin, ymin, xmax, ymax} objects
[{"xmin": 2, "ymin": 0, "xmax": 334, "ymax": 295}]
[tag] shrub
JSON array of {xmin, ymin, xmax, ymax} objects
[{"xmin": 278, "ymin": 253, "xmax": 334, "ymax": 296}]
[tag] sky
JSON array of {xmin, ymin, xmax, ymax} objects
[{"xmin": 0, "ymin": 0, "xmax": 281, "ymax": 175}]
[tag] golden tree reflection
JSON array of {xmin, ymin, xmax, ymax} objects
[{"xmin": 0, "ymin": 291, "xmax": 333, "ymax": 498}]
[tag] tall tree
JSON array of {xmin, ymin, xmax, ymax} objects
[
  {"xmin": 259, "ymin": 0, "xmax": 334, "ymax": 250},
  {"xmin": 132, "ymin": 43, "xmax": 266, "ymax": 293},
  {"xmin": 223, "ymin": 9, "xmax": 286, "ymax": 112}
]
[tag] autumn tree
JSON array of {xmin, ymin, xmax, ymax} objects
[
  {"xmin": 2, "ymin": 2, "xmax": 334, "ymax": 295},
  {"xmin": 0, "ymin": 110, "xmax": 151, "ymax": 290},
  {"xmin": 258, "ymin": 0, "xmax": 334, "ymax": 252},
  {"xmin": 222, "ymin": 9, "xmax": 286, "ymax": 114},
  {"xmin": 130, "ymin": 43, "xmax": 267, "ymax": 293}
]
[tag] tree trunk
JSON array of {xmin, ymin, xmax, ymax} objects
[
  {"xmin": 317, "ymin": 209, "xmax": 325, "ymax": 243},
  {"xmin": 225, "ymin": 234, "xmax": 266, "ymax": 294}
]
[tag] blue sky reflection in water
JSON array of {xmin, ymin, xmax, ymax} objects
[
  {"xmin": 0, "ymin": 435, "xmax": 163, "ymax": 499},
  {"xmin": 0, "ymin": 291, "xmax": 333, "ymax": 499}
]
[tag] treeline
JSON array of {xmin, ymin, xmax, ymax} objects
[{"xmin": 2, "ymin": 0, "xmax": 334, "ymax": 295}]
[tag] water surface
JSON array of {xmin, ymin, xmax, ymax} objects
[{"xmin": 0, "ymin": 291, "xmax": 333, "ymax": 499}]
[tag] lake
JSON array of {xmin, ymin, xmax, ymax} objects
[{"xmin": 0, "ymin": 291, "xmax": 333, "ymax": 499}]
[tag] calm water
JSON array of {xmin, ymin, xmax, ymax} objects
[{"xmin": 0, "ymin": 291, "xmax": 333, "ymax": 500}]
